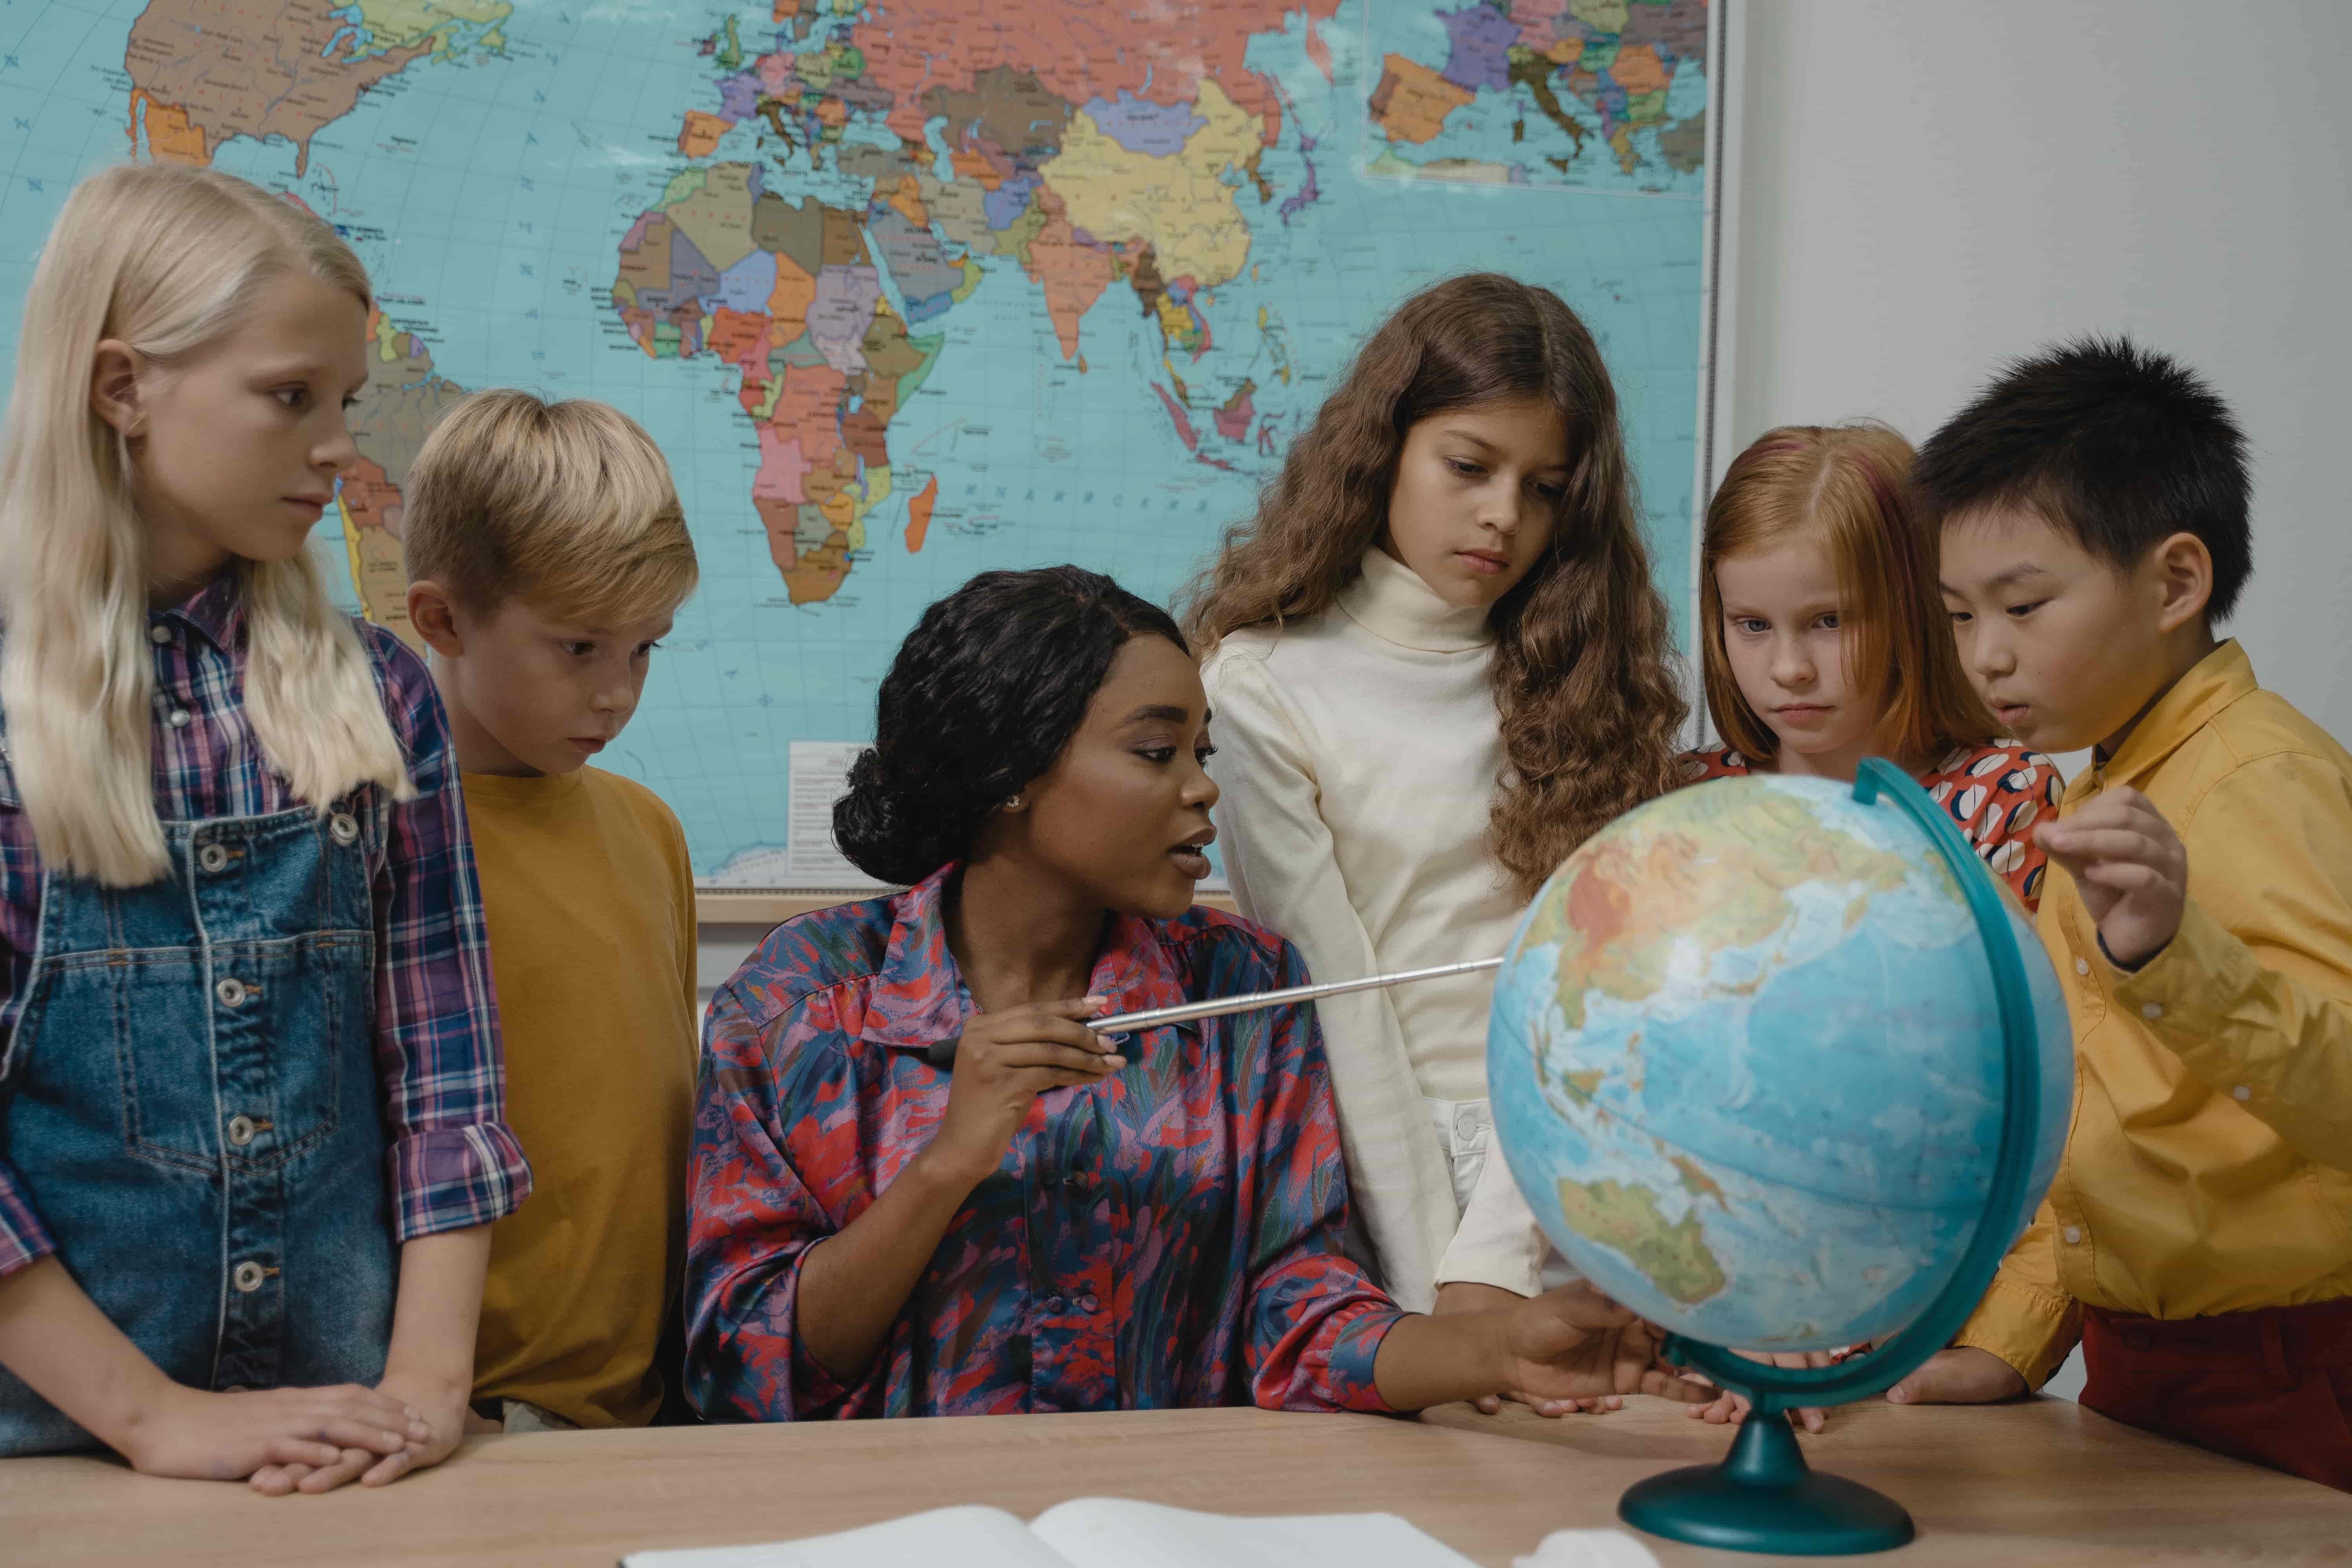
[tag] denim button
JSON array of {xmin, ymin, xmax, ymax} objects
[
  {"xmin": 1453, "ymin": 1109, "xmax": 1479, "ymax": 1142},
  {"xmin": 329, "ymin": 813, "xmax": 360, "ymax": 846},
  {"xmin": 232, "ymin": 1261, "xmax": 266, "ymax": 1294},
  {"xmin": 215, "ymin": 978, "xmax": 249, "ymax": 1008},
  {"xmin": 226, "ymin": 1114, "xmax": 258, "ymax": 1147},
  {"xmin": 148, "ymin": 624, "xmax": 172, "ymax": 646},
  {"xmin": 198, "ymin": 843, "xmax": 231, "ymax": 874}
]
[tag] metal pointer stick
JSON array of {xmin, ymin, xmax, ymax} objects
[
  {"xmin": 1085, "ymin": 954, "xmax": 1506, "ymax": 1035},
  {"xmin": 922, "ymin": 956, "xmax": 1504, "ymax": 1069}
]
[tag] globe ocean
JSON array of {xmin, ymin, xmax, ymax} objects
[{"xmin": 1488, "ymin": 773, "xmax": 2073, "ymax": 1353}]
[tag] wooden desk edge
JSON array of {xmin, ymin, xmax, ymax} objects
[{"xmin": 6, "ymin": 1398, "xmax": 2347, "ymax": 1568}]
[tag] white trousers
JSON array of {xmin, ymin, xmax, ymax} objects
[
  {"xmin": 1425, "ymin": 1094, "xmax": 1494, "ymax": 1214},
  {"xmin": 1425, "ymin": 1094, "xmax": 1582, "ymax": 1294}
]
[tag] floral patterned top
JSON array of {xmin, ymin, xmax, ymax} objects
[
  {"xmin": 1677, "ymin": 742, "xmax": 2065, "ymax": 910},
  {"xmin": 686, "ymin": 865, "xmax": 1406, "ymax": 1421}
]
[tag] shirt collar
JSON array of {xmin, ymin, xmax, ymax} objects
[
  {"xmin": 862, "ymin": 864, "xmax": 1200, "ymax": 1054},
  {"xmin": 1334, "ymin": 546, "xmax": 1493, "ymax": 653},
  {"xmin": 2089, "ymin": 639, "xmax": 2259, "ymax": 793},
  {"xmin": 149, "ymin": 568, "xmax": 245, "ymax": 653}
]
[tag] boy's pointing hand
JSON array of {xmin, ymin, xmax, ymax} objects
[{"xmin": 2033, "ymin": 787, "xmax": 2187, "ymax": 969}]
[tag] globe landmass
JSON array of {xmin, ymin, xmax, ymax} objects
[{"xmin": 1489, "ymin": 773, "xmax": 2071, "ymax": 1352}]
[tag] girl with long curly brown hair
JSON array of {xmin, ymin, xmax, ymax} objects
[{"xmin": 1183, "ymin": 274, "xmax": 1685, "ymax": 1328}]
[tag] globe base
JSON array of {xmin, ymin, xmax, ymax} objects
[{"xmin": 1618, "ymin": 1410, "xmax": 1915, "ymax": 1556}]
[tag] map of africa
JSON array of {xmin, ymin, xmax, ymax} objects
[{"xmin": 0, "ymin": 0, "xmax": 1713, "ymax": 887}]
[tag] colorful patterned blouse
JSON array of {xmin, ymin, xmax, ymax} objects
[
  {"xmin": 1677, "ymin": 742, "xmax": 2065, "ymax": 909},
  {"xmin": 686, "ymin": 866, "xmax": 1406, "ymax": 1421},
  {"xmin": 0, "ymin": 572, "xmax": 529, "ymax": 1277}
]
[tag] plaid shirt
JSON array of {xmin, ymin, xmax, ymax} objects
[{"xmin": 0, "ymin": 573, "xmax": 530, "ymax": 1276}]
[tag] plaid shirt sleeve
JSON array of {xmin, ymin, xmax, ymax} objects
[
  {"xmin": 367, "ymin": 630, "xmax": 531, "ymax": 1239},
  {"xmin": 0, "ymin": 754, "xmax": 57, "ymax": 1276},
  {"xmin": 0, "ymin": 1175, "xmax": 48, "ymax": 1279}
]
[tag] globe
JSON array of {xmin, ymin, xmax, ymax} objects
[{"xmin": 1487, "ymin": 761, "xmax": 2076, "ymax": 1554}]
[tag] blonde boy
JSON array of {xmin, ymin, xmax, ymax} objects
[{"xmin": 402, "ymin": 391, "xmax": 701, "ymax": 1431}]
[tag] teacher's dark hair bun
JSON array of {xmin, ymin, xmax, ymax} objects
[{"xmin": 831, "ymin": 566, "xmax": 1188, "ymax": 886}]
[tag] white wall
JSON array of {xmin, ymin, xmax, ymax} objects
[
  {"xmin": 1728, "ymin": 0, "xmax": 2352, "ymax": 1405},
  {"xmin": 1728, "ymin": 0, "xmax": 2352, "ymax": 752}
]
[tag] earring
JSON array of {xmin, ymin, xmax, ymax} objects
[{"xmin": 1002, "ymin": 794, "xmax": 1023, "ymax": 810}]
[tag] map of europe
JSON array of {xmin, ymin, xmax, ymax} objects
[{"xmin": 0, "ymin": 0, "xmax": 1712, "ymax": 887}]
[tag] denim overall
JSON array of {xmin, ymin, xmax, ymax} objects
[{"xmin": 0, "ymin": 792, "xmax": 396, "ymax": 1456}]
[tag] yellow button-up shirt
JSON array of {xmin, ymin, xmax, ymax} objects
[{"xmin": 1956, "ymin": 641, "xmax": 2352, "ymax": 1388}]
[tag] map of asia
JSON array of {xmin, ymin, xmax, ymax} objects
[{"xmin": 0, "ymin": 0, "xmax": 1713, "ymax": 887}]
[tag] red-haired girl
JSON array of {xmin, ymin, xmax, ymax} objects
[{"xmin": 1688, "ymin": 424, "xmax": 2061, "ymax": 908}]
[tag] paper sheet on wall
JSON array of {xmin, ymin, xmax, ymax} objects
[{"xmin": 787, "ymin": 741, "xmax": 879, "ymax": 887}]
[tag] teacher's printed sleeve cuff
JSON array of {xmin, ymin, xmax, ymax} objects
[
  {"xmin": 782, "ymin": 1257, "xmax": 857, "ymax": 1418},
  {"xmin": 1952, "ymin": 1272, "xmax": 2082, "ymax": 1390},
  {"xmin": 691, "ymin": 1241, "xmax": 860, "ymax": 1422},
  {"xmin": 1258, "ymin": 1298, "xmax": 1407, "ymax": 1416},
  {"xmin": 387, "ymin": 1120, "xmax": 533, "ymax": 1241},
  {"xmin": 0, "ymin": 1164, "xmax": 54, "ymax": 1278}
]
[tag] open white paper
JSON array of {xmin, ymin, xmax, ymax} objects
[{"xmin": 621, "ymin": 1498, "xmax": 1480, "ymax": 1568}]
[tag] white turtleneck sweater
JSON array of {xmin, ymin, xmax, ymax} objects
[{"xmin": 1202, "ymin": 547, "xmax": 1548, "ymax": 1308}]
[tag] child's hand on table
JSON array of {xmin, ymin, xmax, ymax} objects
[
  {"xmin": 246, "ymin": 1367, "xmax": 470, "ymax": 1495},
  {"xmin": 119, "ymin": 1383, "xmax": 428, "ymax": 1493},
  {"xmin": 1682, "ymin": 1348, "xmax": 1839, "ymax": 1433},
  {"xmin": 1884, "ymin": 1346, "xmax": 2029, "ymax": 1405},
  {"xmin": 2034, "ymin": 787, "xmax": 2188, "ymax": 968},
  {"xmin": 363, "ymin": 1366, "xmax": 471, "ymax": 1485}
]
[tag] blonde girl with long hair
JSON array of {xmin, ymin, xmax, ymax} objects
[
  {"xmin": 1186, "ymin": 274, "xmax": 1685, "ymax": 1373},
  {"xmin": 0, "ymin": 164, "xmax": 529, "ymax": 1488},
  {"xmin": 1685, "ymin": 425, "xmax": 2061, "ymax": 908}
]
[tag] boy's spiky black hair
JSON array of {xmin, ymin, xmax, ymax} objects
[{"xmin": 1913, "ymin": 335, "xmax": 2251, "ymax": 618}]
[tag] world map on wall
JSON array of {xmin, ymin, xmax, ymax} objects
[{"xmin": 1, "ymin": 0, "xmax": 1712, "ymax": 887}]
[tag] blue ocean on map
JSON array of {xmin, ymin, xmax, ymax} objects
[{"xmin": 0, "ymin": 0, "xmax": 1710, "ymax": 883}]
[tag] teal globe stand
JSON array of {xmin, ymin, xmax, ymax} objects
[{"xmin": 1616, "ymin": 759, "xmax": 2050, "ymax": 1556}]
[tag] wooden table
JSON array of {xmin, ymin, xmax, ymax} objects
[{"xmin": 5, "ymin": 1396, "xmax": 2347, "ymax": 1566}]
